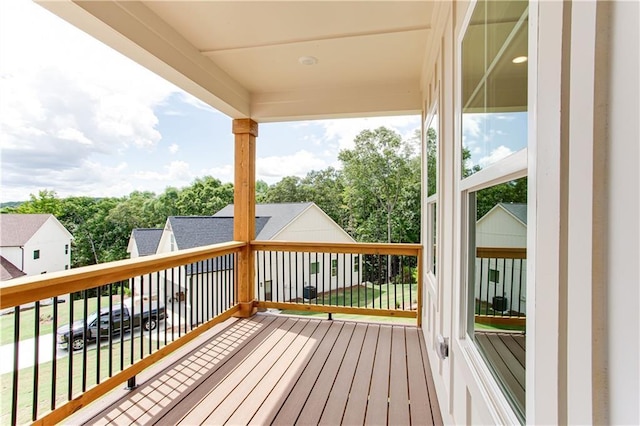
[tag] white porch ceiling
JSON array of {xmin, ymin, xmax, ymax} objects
[{"xmin": 36, "ymin": 1, "xmax": 437, "ymax": 122}]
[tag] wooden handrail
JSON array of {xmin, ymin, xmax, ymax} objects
[
  {"xmin": 476, "ymin": 246, "xmax": 526, "ymax": 259},
  {"xmin": 0, "ymin": 241, "xmax": 246, "ymax": 309},
  {"xmin": 251, "ymin": 241, "xmax": 422, "ymax": 256}
]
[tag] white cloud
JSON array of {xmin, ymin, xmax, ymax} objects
[
  {"xmin": 0, "ymin": 0, "xmax": 181, "ymax": 201},
  {"xmin": 257, "ymin": 150, "xmax": 329, "ymax": 183},
  {"xmin": 478, "ymin": 146, "xmax": 514, "ymax": 168},
  {"xmin": 134, "ymin": 161, "xmax": 192, "ymax": 182},
  {"xmin": 202, "ymin": 165, "xmax": 234, "ymax": 184},
  {"xmin": 169, "ymin": 144, "xmax": 180, "ymax": 154},
  {"xmin": 315, "ymin": 115, "xmax": 420, "ymax": 151}
]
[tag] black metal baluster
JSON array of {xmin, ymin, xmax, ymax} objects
[
  {"xmin": 204, "ymin": 260, "xmax": 209, "ymax": 322},
  {"xmin": 82, "ymin": 291, "xmax": 88, "ymax": 392},
  {"xmin": 518, "ymin": 259, "xmax": 524, "ymax": 316},
  {"xmin": 148, "ymin": 275, "xmax": 152, "ymax": 355},
  {"xmin": 509, "ymin": 259, "xmax": 516, "ymax": 318},
  {"xmin": 68, "ymin": 296, "xmax": 73, "ymax": 401},
  {"xmin": 386, "ymin": 255, "xmax": 390, "ymax": 310},
  {"xmin": 171, "ymin": 268, "xmax": 175, "ymax": 342},
  {"xmin": 51, "ymin": 297, "xmax": 58, "ymax": 412},
  {"xmin": 139, "ymin": 277, "xmax": 144, "ymax": 360},
  {"xmin": 187, "ymin": 267, "xmax": 192, "ymax": 331},
  {"xmin": 178, "ymin": 267, "xmax": 182, "ymax": 338},
  {"xmin": 130, "ymin": 277, "xmax": 136, "ymax": 367},
  {"xmin": 12, "ymin": 306, "xmax": 20, "ymax": 426},
  {"xmin": 269, "ymin": 251, "xmax": 274, "ymax": 302},
  {"xmin": 96, "ymin": 290, "xmax": 101, "ymax": 386},
  {"xmin": 281, "ymin": 251, "xmax": 285, "ymax": 303},
  {"xmin": 120, "ymin": 281, "xmax": 125, "ymax": 373},
  {"xmin": 487, "ymin": 259, "xmax": 498, "ymax": 316},
  {"xmin": 163, "ymin": 271, "xmax": 167, "ymax": 346},
  {"xmin": 501, "ymin": 258, "xmax": 506, "ymax": 317},
  {"xmin": 108, "ymin": 283, "xmax": 113, "ymax": 378},
  {"xmin": 156, "ymin": 272, "xmax": 160, "ymax": 349},
  {"xmin": 295, "ymin": 252, "xmax": 299, "ymax": 302},
  {"xmin": 32, "ymin": 301, "xmax": 40, "ymax": 421}
]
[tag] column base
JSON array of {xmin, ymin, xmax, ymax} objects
[{"xmin": 234, "ymin": 300, "xmax": 258, "ymax": 318}]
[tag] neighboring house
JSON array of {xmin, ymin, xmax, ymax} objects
[
  {"xmin": 214, "ymin": 203, "xmax": 360, "ymax": 303},
  {"xmin": 127, "ymin": 228, "xmax": 163, "ymax": 258},
  {"xmin": 0, "ymin": 214, "xmax": 73, "ymax": 281},
  {"xmin": 127, "ymin": 228, "xmax": 163, "ymax": 298},
  {"xmin": 475, "ymin": 203, "xmax": 527, "ymax": 314},
  {"xmin": 132, "ymin": 203, "xmax": 359, "ymax": 308}
]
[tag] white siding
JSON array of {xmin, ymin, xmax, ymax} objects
[
  {"xmin": 274, "ymin": 205, "xmax": 354, "ymax": 242},
  {"xmin": 476, "ymin": 208, "xmax": 526, "ymax": 248},
  {"xmin": 21, "ymin": 217, "xmax": 71, "ymax": 276},
  {"xmin": 0, "ymin": 247, "xmax": 23, "ymax": 272}
]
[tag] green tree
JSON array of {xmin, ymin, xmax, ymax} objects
[
  {"xmin": 177, "ymin": 176, "xmax": 234, "ymax": 215},
  {"xmin": 300, "ymin": 167, "xmax": 347, "ymax": 228},
  {"xmin": 339, "ymin": 127, "xmax": 419, "ymax": 243},
  {"xmin": 255, "ymin": 180, "xmax": 269, "ymax": 203},
  {"xmin": 263, "ymin": 176, "xmax": 307, "ymax": 204}
]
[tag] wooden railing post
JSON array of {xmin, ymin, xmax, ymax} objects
[{"xmin": 233, "ymin": 118, "xmax": 258, "ymax": 317}]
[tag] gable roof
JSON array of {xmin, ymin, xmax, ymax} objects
[
  {"xmin": 478, "ymin": 203, "xmax": 528, "ymax": 227},
  {"xmin": 0, "ymin": 214, "xmax": 55, "ymax": 246},
  {"xmin": 499, "ymin": 203, "xmax": 527, "ymax": 225},
  {"xmin": 213, "ymin": 202, "xmax": 313, "ymax": 240},
  {"xmin": 131, "ymin": 229, "xmax": 163, "ymax": 256},
  {"xmin": 168, "ymin": 216, "xmax": 270, "ymax": 250},
  {"xmin": 0, "ymin": 256, "xmax": 26, "ymax": 281}
]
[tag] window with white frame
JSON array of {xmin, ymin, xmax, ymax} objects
[
  {"xmin": 425, "ymin": 102, "xmax": 439, "ymax": 278},
  {"xmin": 461, "ymin": 0, "xmax": 529, "ymax": 422}
]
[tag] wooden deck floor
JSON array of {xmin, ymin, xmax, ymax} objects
[
  {"xmin": 77, "ymin": 314, "xmax": 442, "ymax": 425},
  {"xmin": 475, "ymin": 331, "xmax": 525, "ymax": 419}
]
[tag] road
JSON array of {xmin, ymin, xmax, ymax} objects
[{"xmin": 0, "ymin": 304, "xmax": 188, "ymax": 375}]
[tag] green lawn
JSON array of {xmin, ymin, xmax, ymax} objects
[
  {"xmin": 0, "ymin": 327, "xmax": 169, "ymax": 425},
  {"xmin": 0, "ymin": 294, "xmax": 129, "ymax": 346},
  {"xmin": 280, "ymin": 283, "xmax": 418, "ymax": 324}
]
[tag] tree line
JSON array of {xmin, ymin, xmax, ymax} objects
[{"xmin": 2, "ymin": 126, "xmax": 525, "ymax": 269}]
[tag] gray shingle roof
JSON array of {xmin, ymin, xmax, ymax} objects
[
  {"xmin": 131, "ymin": 228, "xmax": 163, "ymax": 256},
  {"xmin": 499, "ymin": 203, "xmax": 527, "ymax": 225},
  {"xmin": 0, "ymin": 214, "xmax": 52, "ymax": 246},
  {"xmin": 213, "ymin": 202, "xmax": 313, "ymax": 240},
  {"xmin": 0, "ymin": 256, "xmax": 26, "ymax": 281},
  {"xmin": 168, "ymin": 216, "xmax": 270, "ymax": 250}
]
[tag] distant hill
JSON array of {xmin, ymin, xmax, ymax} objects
[{"xmin": 0, "ymin": 201, "xmax": 24, "ymax": 209}]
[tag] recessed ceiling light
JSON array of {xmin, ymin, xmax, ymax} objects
[
  {"xmin": 298, "ymin": 56, "xmax": 318, "ymax": 66},
  {"xmin": 512, "ymin": 56, "xmax": 528, "ymax": 64}
]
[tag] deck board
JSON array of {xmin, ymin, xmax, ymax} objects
[
  {"xmin": 365, "ymin": 324, "xmax": 392, "ymax": 425},
  {"xmin": 78, "ymin": 314, "xmax": 442, "ymax": 426},
  {"xmin": 317, "ymin": 322, "xmax": 368, "ymax": 426},
  {"xmin": 475, "ymin": 331, "xmax": 526, "ymax": 417}
]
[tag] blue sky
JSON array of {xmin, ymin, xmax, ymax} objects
[{"xmin": 0, "ymin": 0, "xmax": 420, "ymax": 202}]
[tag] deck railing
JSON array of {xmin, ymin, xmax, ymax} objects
[
  {"xmin": 1, "ymin": 240, "xmax": 422, "ymax": 425},
  {"xmin": 252, "ymin": 241, "xmax": 422, "ymax": 323},
  {"xmin": 0, "ymin": 241, "xmax": 244, "ymax": 426},
  {"xmin": 474, "ymin": 247, "xmax": 527, "ymax": 328}
]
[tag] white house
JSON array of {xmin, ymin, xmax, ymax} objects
[
  {"xmin": 129, "ymin": 203, "xmax": 360, "ymax": 314},
  {"xmin": 0, "ymin": 214, "xmax": 72, "ymax": 281},
  {"xmin": 475, "ymin": 203, "xmax": 527, "ymax": 315},
  {"xmin": 214, "ymin": 203, "xmax": 360, "ymax": 303},
  {"xmin": 126, "ymin": 228, "xmax": 163, "ymax": 299}
]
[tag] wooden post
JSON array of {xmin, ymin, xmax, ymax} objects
[{"xmin": 233, "ymin": 118, "xmax": 258, "ymax": 317}]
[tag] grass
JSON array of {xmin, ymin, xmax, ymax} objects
[
  {"xmin": 0, "ymin": 294, "xmax": 133, "ymax": 346},
  {"xmin": 0, "ymin": 322, "xmax": 182, "ymax": 425},
  {"xmin": 475, "ymin": 322, "xmax": 526, "ymax": 332},
  {"xmin": 280, "ymin": 283, "xmax": 418, "ymax": 325}
]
